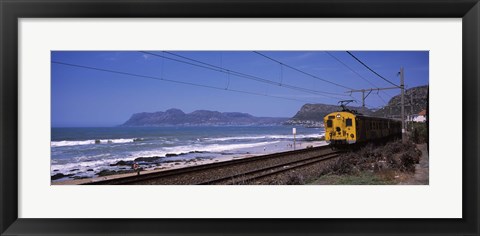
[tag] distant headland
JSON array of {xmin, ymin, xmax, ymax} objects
[{"xmin": 121, "ymin": 108, "xmax": 288, "ymax": 126}]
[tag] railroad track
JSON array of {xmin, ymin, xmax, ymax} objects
[
  {"xmin": 198, "ymin": 151, "xmax": 340, "ymax": 185},
  {"xmin": 84, "ymin": 145, "xmax": 338, "ymax": 185}
]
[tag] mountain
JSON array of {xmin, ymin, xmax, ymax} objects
[
  {"xmin": 286, "ymin": 85, "xmax": 428, "ymax": 125},
  {"xmin": 285, "ymin": 103, "xmax": 373, "ymax": 126},
  {"xmin": 121, "ymin": 108, "xmax": 288, "ymax": 126},
  {"xmin": 121, "ymin": 86, "xmax": 428, "ymax": 127},
  {"xmin": 372, "ymin": 85, "xmax": 428, "ymax": 118}
]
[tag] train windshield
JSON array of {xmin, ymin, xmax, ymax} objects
[{"xmin": 346, "ymin": 118, "xmax": 352, "ymax": 127}]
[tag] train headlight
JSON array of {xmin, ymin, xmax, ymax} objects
[{"xmin": 336, "ymin": 114, "xmax": 341, "ymax": 118}]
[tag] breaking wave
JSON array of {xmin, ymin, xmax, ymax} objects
[{"xmin": 51, "ymin": 138, "xmax": 136, "ymax": 147}]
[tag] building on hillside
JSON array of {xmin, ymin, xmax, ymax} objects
[{"xmin": 407, "ymin": 109, "xmax": 426, "ymax": 123}]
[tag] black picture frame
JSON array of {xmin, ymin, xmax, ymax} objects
[{"xmin": 1, "ymin": 0, "xmax": 479, "ymax": 235}]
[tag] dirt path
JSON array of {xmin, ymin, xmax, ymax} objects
[{"xmin": 399, "ymin": 143, "xmax": 429, "ymax": 185}]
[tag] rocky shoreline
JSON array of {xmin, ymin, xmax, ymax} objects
[
  {"xmin": 52, "ymin": 140, "xmax": 328, "ymax": 185},
  {"xmin": 51, "ymin": 150, "xmax": 220, "ymax": 181}
]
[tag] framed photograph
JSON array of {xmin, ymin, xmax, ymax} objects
[
  {"xmin": 1, "ymin": 0, "xmax": 478, "ymax": 235},
  {"xmin": 49, "ymin": 50, "xmax": 429, "ymax": 186}
]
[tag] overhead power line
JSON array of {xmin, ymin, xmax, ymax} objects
[
  {"xmin": 346, "ymin": 51, "xmax": 399, "ymax": 88},
  {"xmin": 51, "ymin": 61, "xmax": 320, "ymax": 104},
  {"xmin": 346, "ymin": 86, "xmax": 398, "ymax": 107},
  {"xmin": 377, "ymin": 93, "xmax": 388, "ymax": 104},
  {"xmin": 252, "ymin": 51, "xmax": 354, "ymax": 90},
  {"xmin": 141, "ymin": 51, "xmax": 349, "ymax": 100},
  {"xmin": 325, "ymin": 51, "xmax": 378, "ymax": 89},
  {"xmin": 324, "ymin": 51, "xmax": 394, "ymax": 101}
]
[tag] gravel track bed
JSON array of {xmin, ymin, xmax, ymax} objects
[
  {"xmin": 128, "ymin": 148, "xmax": 334, "ymax": 185},
  {"xmin": 205, "ymin": 153, "xmax": 340, "ymax": 185},
  {"xmin": 247, "ymin": 157, "xmax": 340, "ymax": 185}
]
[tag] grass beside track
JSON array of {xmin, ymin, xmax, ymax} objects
[
  {"xmin": 309, "ymin": 172, "xmax": 396, "ymax": 185},
  {"xmin": 306, "ymin": 140, "xmax": 426, "ymax": 185}
]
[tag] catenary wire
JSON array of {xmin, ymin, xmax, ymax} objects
[
  {"xmin": 141, "ymin": 51, "xmax": 349, "ymax": 100},
  {"xmin": 252, "ymin": 51, "xmax": 354, "ymax": 90},
  {"xmin": 324, "ymin": 51, "xmax": 395, "ymax": 104},
  {"xmin": 346, "ymin": 51, "xmax": 399, "ymax": 88},
  {"xmin": 52, "ymin": 61, "xmax": 327, "ymax": 104}
]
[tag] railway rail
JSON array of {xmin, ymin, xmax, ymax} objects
[
  {"xmin": 198, "ymin": 151, "xmax": 340, "ymax": 185},
  {"xmin": 84, "ymin": 145, "xmax": 340, "ymax": 185}
]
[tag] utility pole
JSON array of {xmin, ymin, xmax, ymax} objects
[
  {"xmin": 361, "ymin": 89, "xmax": 365, "ymax": 107},
  {"xmin": 345, "ymin": 67, "xmax": 407, "ymax": 143},
  {"xmin": 400, "ymin": 67, "xmax": 406, "ymax": 143},
  {"xmin": 410, "ymin": 91, "xmax": 413, "ymax": 116},
  {"xmin": 408, "ymin": 90, "xmax": 413, "ymax": 132},
  {"xmin": 346, "ymin": 67, "xmax": 406, "ymax": 143}
]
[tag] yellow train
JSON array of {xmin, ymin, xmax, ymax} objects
[{"xmin": 323, "ymin": 110, "xmax": 402, "ymax": 146}]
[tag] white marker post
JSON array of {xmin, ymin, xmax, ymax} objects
[{"xmin": 292, "ymin": 128, "xmax": 296, "ymax": 150}]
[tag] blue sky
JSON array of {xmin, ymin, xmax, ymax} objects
[{"xmin": 51, "ymin": 51, "xmax": 429, "ymax": 127}]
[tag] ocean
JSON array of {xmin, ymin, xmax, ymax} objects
[{"xmin": 51, "ymin": 126, "xmax": 325, "ymax": 181}]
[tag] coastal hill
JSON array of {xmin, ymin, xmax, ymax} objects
[
  {"xmin": 285, "ymin": 104, "xmax": 373, "ymax": 126},
  {"xmin": 285, "ymin": 85, "xmax": 428, "ymax": 125},
  {"xmin": 121, "ymin": 86, "xmax": 428, "ymax": 127},
  {"xmin": 121, "ymin": 108, "xmax": 288, "ymax": 126},
  {"xmin": 372, "ymin": 85, "xmax": 428, "ymax": 118}
]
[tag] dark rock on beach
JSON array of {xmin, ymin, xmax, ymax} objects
[
  {"xmin": 134, "ymin": 156, "xmax": 163, "ymax": 162},
  {"xmin": 72, "ymin": 176, "xmax": 89, "ymax": 180},
  {"xmin": 301, "ymin": 137, "xmax": 325, "ymax": 142},
  {"xmin": 51, "ymin": 173, "xmax": 74, "ymax": 180},
  {"xmin": 97, "ymin": 169, "xmax": 135, "ymax": 177},
  {"xmin": 163, "ymin": 160, "xmax": 178, "ymax": 163},
  {"xmin": 166, "ymin": 151, "xmax": 207, "ymax": 157},
  {"xmin": 114, "ymin": 151, "xmax": 210, "ymax": 167},
  {"xmin": 109, "ymin": 160, "xmax": 134, "ymax": 166},
  {"xmin": 221, "ymin": 152, "xmax": 235, "ymax": 155},
  {"xmin": 97, "ymin": 169, "xmax": 117, "ymax": 177}
]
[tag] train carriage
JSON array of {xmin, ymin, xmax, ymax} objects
[{"xmin": 324, "ymin": 110, "xmax": 401, "ymax": 146}]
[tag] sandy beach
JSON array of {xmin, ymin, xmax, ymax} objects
[{"xmin": 52, "ymin": 140, "xmax": 327, "ymax": 185}]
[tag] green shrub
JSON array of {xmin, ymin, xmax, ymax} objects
[
  {"xmin": 410, "ymin": 122, "xmax": 428, "ymax": 144},
  {"xmin": 323, "ymin": 140, "xmax": 422, "ymax": 177}
]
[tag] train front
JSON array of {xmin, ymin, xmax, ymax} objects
[{"xmin": 323, "ymin": 111, "xmax": 357, "ymax": 145}]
